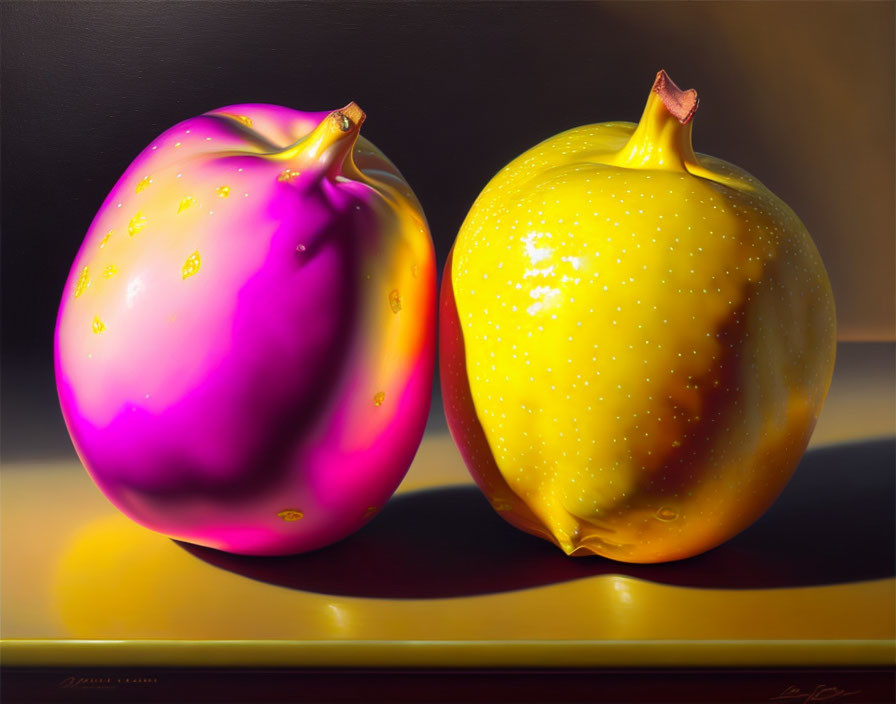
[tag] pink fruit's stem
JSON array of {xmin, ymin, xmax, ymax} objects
[
  {"xmin": 336, "ymin": 102, "xmax": 365, "ymax": 130},
  {"xmin": 276, "ymin": 102, "xmax": 366, "ymax": 172}
]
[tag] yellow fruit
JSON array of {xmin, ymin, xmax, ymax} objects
[{"xmin": 440, "ymin": 70, "xmax": 836, "ymax": 563}]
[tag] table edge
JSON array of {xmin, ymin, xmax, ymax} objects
[{"xmin": 2, "ymin": 639, "xmax": 894, "ymax": 668}]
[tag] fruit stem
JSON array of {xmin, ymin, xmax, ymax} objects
[
  {"xmin": 276, "ymin": 102, "xmax": 366, "ymax": 177},
  {"xmin": 611, "ymin": 70, "xmax": 699, "ymax": 172}
]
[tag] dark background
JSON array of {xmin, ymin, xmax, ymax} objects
[{"xmin": 2, "ymin": 1, "xmax": 894, "ymax": 460}]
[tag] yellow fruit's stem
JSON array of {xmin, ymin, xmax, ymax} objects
[
  {"xmin": 275, "ymin": 102, "xmax": 366, "ymax": 178},
  {"xmin": 611, "ymin": 70, "xmax": 700, "ymax": 172}
]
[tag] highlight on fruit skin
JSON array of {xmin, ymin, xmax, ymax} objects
[
  {"xmin": 55, "ymin": 102, "xmax": 436, "ymax": 556},
  {"xmin": 441, "ymin": 70, "xmax": 836, "ymax": 563}
]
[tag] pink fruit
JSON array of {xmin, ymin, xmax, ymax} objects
[{"xmin": 55, "ymin": 103, "xmax": 435, "ymax": 555}]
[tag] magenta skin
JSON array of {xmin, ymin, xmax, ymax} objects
[{"xmin": 55, "ymin": 103, "xmax": 436, "ymax": 555}]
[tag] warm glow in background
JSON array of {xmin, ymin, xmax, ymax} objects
[
  {"xmin": 599, "ymin": 2, "xmax": 894, "ymax": 341},
  {"xmin": 1, "ymin": 5, "xmax": 893, "ymax": 692},
  {"xmin": 2, "ymin": 1, "xmax": 894, "ymax": 461}
]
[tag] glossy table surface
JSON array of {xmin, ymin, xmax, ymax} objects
[{"xmin": 2, "ymin": 343, "xmax": 894, "ymax": 668}]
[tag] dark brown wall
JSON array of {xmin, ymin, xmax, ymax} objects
[{"xmin": 2, "ymin": 1, "xmax": 893, "ymax": 363}]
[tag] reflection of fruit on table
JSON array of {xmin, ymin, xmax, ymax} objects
[{"xmin": 0, "ymin": 344, "xmax": 893, "ymax": 682}]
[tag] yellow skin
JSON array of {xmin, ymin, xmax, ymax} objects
[{"xmin": 451, "ymin": 75, "xmax": 836, "ymax": 562}]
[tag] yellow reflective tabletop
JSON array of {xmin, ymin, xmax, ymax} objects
[{"xmin": 2, "ymin": 344, "xmax": 894, "ymax": 668}]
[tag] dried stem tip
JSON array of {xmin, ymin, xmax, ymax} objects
[
  {"xmin": 652, "ymin": 70, "xmax": 699, "ymax": 125},
  {"xmin": 333, "ymin": 102, "xmax": 366, "ymax": 131}
]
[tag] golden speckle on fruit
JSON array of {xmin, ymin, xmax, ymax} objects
[
  {"xmin": 278, "ymin": 169, "xmax": 300, "ymax": 182},
  {"xmin": 177, "ymin": 196, "xmax": 197, "ymax": 213},
  {"xmin": 182, "ymin": 251, "xmax": 201, "ymax": 279},
  {"xmin": 223, "ymin": 113, "xmax": 253, "ymax": 128},
  {"xmin": 655, "ymin": 506, "xmax": 679, "ymax": 522},
  {"xmin": 373, "ymin": 391, "xmax": 386, "ymax": 407},
  {"xmin": 389, "ymin": 289, "xmax": 402, "ymax": 313},
  {"xmin": 103, "ymin": 265, "xmax": 117, "ymax": 279},
  {"xmin": 216, "ymin": 185, "xmax": 231, "ymax": 198},
  {"xmin": 277, "ymin": 509, "xmax": 304, "ymax": 522},
  {"xmin": 91, "ymin": 316, "xmax": 105, "ymax": 334},
  {"xmin": 127, "ymin": 212, "xmax": 147, "ymax": 236},
  {"xmin": 99, "ymin": 231, "xmax": 112, "ymax": 248},
  {"xmin": 74, "ymin": 267, "xmax": 90, "ymax": 298},
  {"xmin": 135, "ymin": 176, "xmax": 151, "ymax": 193}
]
